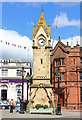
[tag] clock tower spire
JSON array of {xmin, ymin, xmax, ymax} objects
[{"xmin": 37, "ymin": 12, "xmax": 47, "ymax": 27}]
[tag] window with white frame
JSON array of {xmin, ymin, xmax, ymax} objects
[
  {"xmin": 81, "ymin": 58, "xmax": 82, "ymax": 62},
  {"xmin": 80, "ymin": 73, "xmax": 82, "ymax": 80},
  {"xmin": 1, "ymin": 69, "xmax": 8, "ymax": 76},
  {"xmin": 73, "ymin": 59, "xmax": 75, "ymax": 65},
  {"xmin": 80, "ymin": 58, "xmax": 82, "ymax": 65},
  {"xmin": 16, "ymin": 70, "xmax": 21, "ymax": 76},
  {"xmin": 62, "ymin": 73, "xmax": 64, "ymax": 80},
  {"xmin": 62, "ymin": 58, "xmax": 64, "ymax": 65},
  {"xmin": 80, "ymin": 87, "xmax": 82, "ymax": 102}
]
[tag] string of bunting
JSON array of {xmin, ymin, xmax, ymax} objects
[
  {"xmin": 55, "ymin": 82, "xmax": 82, "ymax": 88},
  {"xmin": 51, "ymin": 6, "xmax": 61, "ymax": 49},
  {"xmin": 0, "ymin": 40, "xmax": 27, "ymax": 49}
]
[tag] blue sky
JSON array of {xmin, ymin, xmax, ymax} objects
[
  {"xmin": 2, "ymin": 2, "xmax": 80, "ymax": 40},
  {"xmin": 0, "ymin": 2, "xmax": 80, "ymax": 63}
]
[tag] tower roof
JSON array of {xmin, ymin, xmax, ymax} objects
[
  {"xmin": 33, "ymin": 12, "xmax": 51, "ymax": 38},
  {"xmin": 37, "ymin": 12, "xmax": 47, "ymax": 27}
]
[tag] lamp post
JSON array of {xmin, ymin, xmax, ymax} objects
[
  {"xmin": 20, "ymin": 67, "xmax": 26, "ymax": 114},
  {"xmin": 56, "ymin": 67, "xmax": 62, "ymax": 115},
  {"xmin": 26, "ymin": 78, "xmax": 29, "ymax": 104},
  {"xmin": 26, "ymin": 75, "xmax": 31, "ymax": 103},
  {"xmin": 25, "ymin": 74, "xmax": 31, "ymax": 112}
]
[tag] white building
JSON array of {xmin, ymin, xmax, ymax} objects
[{"xmin": 0, "ymin": 59, "xmax": 31, "ymax": 102}]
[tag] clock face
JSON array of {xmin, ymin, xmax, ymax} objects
[
  {"xmin": 40, "ymin": 16, "xmax": 43, "ymax": 20},
  {"xmin": 38, "ymin": 38, "xmax": 45, "ymax": 46}
]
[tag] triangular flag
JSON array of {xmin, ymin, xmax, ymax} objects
[
  {"xmin": 14, "ymin": 44, "xmax": 16, "ymax": 47},
  {"xmin": 24, "ymin": 47, "xmax": 26, "ymax": 49}
]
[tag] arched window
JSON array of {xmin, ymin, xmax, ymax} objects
[
  {"xmin": 16, "ymin": 84, "xmax": 22, "ymax": 98},
  {"xmin": 41, "ymin": 59, "xmax": 43, "ymax": 64},
  {"xmin": 73, "ymin": 59, "xmax": 75, "ymax": 65}
]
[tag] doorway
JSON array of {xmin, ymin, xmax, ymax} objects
[
  {"xmin": 1, "ymin": 90, "xmax": 7, "ymax": 100},
  {"xmin": 60, "ymin": 94, "xmax": 64, "ymax": 106}
]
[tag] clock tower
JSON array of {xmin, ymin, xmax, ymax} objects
[
  {"xmin": 33, "ymin": 12, "xmax": 51, "ymax": 83},
  {"xmin": 29, "ymin": 11, "xmax": 55, "ymax": 113}
]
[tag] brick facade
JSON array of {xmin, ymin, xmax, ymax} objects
[{"xmin": 50, "ymin": 36, "xmax": 81, "ymax": 110}]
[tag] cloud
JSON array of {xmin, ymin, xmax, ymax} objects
[
  {"xmin": 53, "ymin": 13, "xmax": 80, "ymax": 28},
  {"xmin": 51, "ymin": 36, "xmax": 80, "ymax": 48},
  {"xmin": 0, "ymin": 29, "xmax": 33, "ymax": 63},
  {"xmin": 0, "ymin": 29, "xmax": 80, "ymax": 70}
]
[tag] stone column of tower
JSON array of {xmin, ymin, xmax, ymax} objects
[{"xmin": 27, "ymin": 12, "xmax": 55, "ymax": 114}]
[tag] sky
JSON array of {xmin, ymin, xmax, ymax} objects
[{"xmin": 0, "ymin": 2, "xmax": 81, "ymax": 65}]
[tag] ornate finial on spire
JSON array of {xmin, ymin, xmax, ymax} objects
[
  {"xmin": 76, "ymin": 39, "xmax": 79, "ymax": 46},
  {"xmin": 37, "ymin": 9, "xmax": 47, "ymax": 27},
  {"xmin": 76, "ymin": 39, "xmax": 78, "ymax": 44},
  {"xmin": 67, "ymin": 42, "xmax": 69, "ymax": 46},
  {"xmin": 58, "ymin": 36, "xmax": 61, "ymax": 42},
  {"xmin": 41, "ymin": 7, "xmax": 44, "ymax": 12}
]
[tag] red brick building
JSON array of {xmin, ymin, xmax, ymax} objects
[{"xmin": 50, "ymin": 36, "xmax": 81, "ymax": 110}]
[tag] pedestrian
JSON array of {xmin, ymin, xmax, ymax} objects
[
  {"xmin": 24, "ymin": 98, "xmax": 27, "ymax": 111},
  {"xmin": 16, "ymin": 98, "xmax": 20, "ymax": 112},
  {"xmin": 10, "ymin": 99, "xmax": 14, "ymax": 113},
  {"xmin": 7, "ymin": 99, "xmax": 10, "ymax": 109}
]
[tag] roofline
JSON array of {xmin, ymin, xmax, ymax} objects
[
  {"xmin": 0, "ymin": 77, "xmax": 26, "ymax": 80},
  {"xmin": 0, "ymin": 62, "xmax": 31, "ymax": 63},
  {"xmin": 0, "ymin": 66, "xmax": 31, "ymax": 69}
]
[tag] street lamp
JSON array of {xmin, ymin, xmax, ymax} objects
[
  {"xmin": 20, "ymin": 67, "xmax": 26, "ymax": 114},
  {"xmin": 56, "ymin": 67, "xmax": 62, "ymax": 115},
  {"xmin": 26, "ymin": 74, "xmax": 31, "ymax": 104}
]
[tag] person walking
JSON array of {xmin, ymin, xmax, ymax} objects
[
  {"xmin": 16, "ymin": 98, "xmax": 20, "ymax": 112},
  {"xmin": 10, "ymin": 99, "xmax": 14, "ymax": 113},
  {"xmin": 7, "ymin": 99, "xmax": 10, "ymax": 109},
  {"xmin": 24, "ymin": 98, "xmax": 27, "ymax": 111}
]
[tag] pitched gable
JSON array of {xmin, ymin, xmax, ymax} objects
[{"xmin": 51, "ymin": 37, "xmax": 67, "ymax": 59}]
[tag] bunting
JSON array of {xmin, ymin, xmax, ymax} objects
[
  {"xmin": 55, "ymin": 82, "xmax": 82, "ymax": 88},
  {"xmin": 0, "ymin": 40, "xmax": 27, "ymax": 49},
  {"xmin": 51, "ymin": 6, "xmax": 61, "ymax": 49}
]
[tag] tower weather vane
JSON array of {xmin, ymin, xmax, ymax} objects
[{"xmin": 41, "ymin": 7, "xmax": 44, "ymax": 12}]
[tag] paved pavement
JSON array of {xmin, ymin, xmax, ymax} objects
[{"xmin": 0, "ymin": 109, "xmax": 81, "ymax": 120}]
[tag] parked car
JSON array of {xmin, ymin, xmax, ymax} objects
[{"xmin": 0, "ymin": 100, "xmax": 10, "ymax": 109}]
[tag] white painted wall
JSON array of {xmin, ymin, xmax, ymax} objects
[
  {"xmin": 0, "ymin": 59, "xmax": 31, "ymax": 102},
  {"xmin": 0, "ymin": 82, "xmax": 30, "ymax": 102}
]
